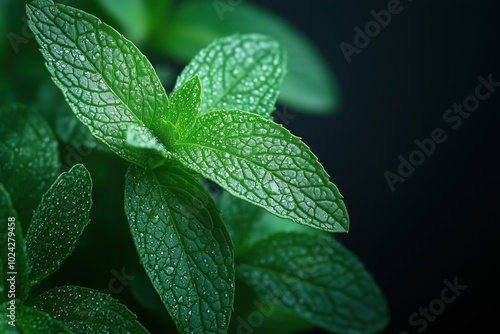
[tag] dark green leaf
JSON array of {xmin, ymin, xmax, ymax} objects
[
  {"xmin": 26, "ymin": 164, "xmax": 93, "ymax": 287},
  {"xmin": 28, "ymin": 286, "xmax": 150, "ymax": 334},
  {"xmin": 35, "ymin": 79, "xmax": 109, "ymax": 154},
  {"xmin": 237, "ymin": 233, "xmax": 389, "ymax": 334},
  {"xmin": 173, "ymin": 110, "xmax": 349, "ymax": 232},
  {"xmin": 219, "ymin": 191, "xmax": 321, "ymax": 255},
  {"xmin": 124, "ymin": 163, "xmax": 234, "ymax": 334},
  {"xmin": 0, "ymin": 303, "xmax": 70, "ymax": 333},
  {"xmin": 162, "ymin": 0, "xmax": 340, "ymax": 113},
  {"xmin": 218, "ymin": 190, "xmax": 263, "ymax": 255},
  {"xmin": 26, "ymin": 0, "xmax": 169, "ymax": 167},
  {"xmin": 174, "ymin": 34, "xmax": 286, "ymax": 118},
  {"xmin": 0, "ymin": 184, "xmax": 29, "ymax": 302},
  {"xmin": 0, "ymin": 104, "xmax": 60, "ymax": 224}
]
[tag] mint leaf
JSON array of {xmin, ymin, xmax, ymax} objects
[
  {"xmin": 174, "ymin": 34, "xmax": 286, "ymax": 118},
  {"xmin": 173, "ymin": 110, "xmax": 349, "ymax": 232},
  {"xmin": 26, "ymin": 0, "xmax": 169, "ymax": 167},
  {"xmin": 0, "ymin": 104, "xmax": 60, "ymax": 224},
  {"xmin": 237, "ymin": 233, "xmax": 389, "ymax": 334},
  {"xmin": 0, "ymin": 304, "xmax": 70, "ymax": 333},
  {"xmin": 162, "ymin": 0, "xmax": 339, "ymax": 113},
  {"xmin": 26, "ymin": 164, "xmax": 93, "ymax": 287},
  {"xmin": 28, "ymin": 286, "xmax": 149, "ymax": 334},
  {"xmin": 126, "ymin": 124, "xmax": 169, "ymax": 158},
  {"xmin": 125, "ymin": 164, "xmax": 234, "ymax": 334},
  {"xmin": 0, "ymin": 184, "xmax": 29, "ymax": 302},
  {"xmin": 162, "ymin": 75, "xmax": 202, "ymax": 143}
]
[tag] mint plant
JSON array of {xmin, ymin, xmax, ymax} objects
[
  {"xmin": 17, "ymin": 1, "xmax": 390, "ymax": 333},
  {"xmin": 0, "ymin": 105, "xmax": 147, "ymax": 333}
]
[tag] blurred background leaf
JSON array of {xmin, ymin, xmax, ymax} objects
[{"xmin": 0, "ymin": 105, "xmax": 60, "ymax": 225}]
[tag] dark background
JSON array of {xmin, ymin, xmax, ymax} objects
[{"xmin": 252, "ymin": 0, "xmax": 499, "ymax": 333}]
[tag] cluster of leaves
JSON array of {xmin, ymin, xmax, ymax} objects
[
  {"xmin": 82, "ymin": 0, "xmax": 342, "ymax": 114},
  {"xmin": 0, "ymin": 106, "xmax": 148, "ymax": 333},
  {"xmin": 1, "ymin": 0, "xmax": 340, "ymax": 157},
  {"xmin": 0, "ymin": 1, "xmax": 388, "ymax": 333}
]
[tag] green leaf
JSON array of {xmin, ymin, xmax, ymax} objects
[
  {"xmin": 26, "ymin": 164, "xmax": 93, "ymax": 287},
  {"xmin": 161, "ymin": 0, "xmax": 340, "ymax": 113},
  {"xmin": 173, "ymin": 110, "xmax": 349, "ymax": 232},
  {"xmin": 28, "ymin": 286, "xmax": 150, "ymax": 333},
  {"xmin": 161, "ymin": 74, "xmax": 201, "ymax": 144},
  {"xmin": 0, "ymin": 104, "xmax": 60, "ymax": 224},
  {"xmin": 237, "ymin": 233, "xmax": 389, "ymax": 334},
  {"xmin": 0, "ymin": 184, "xmax": 29, "ymax": 302},
  {"xmin": 0, "ymin": 303, "xmax": 70, "ymax": 333},
  {"xmin": 124, "ymin": 164, "xmax": 234, "ymax": 334},
  {"xmin": 126, "ymin": 124, "xmax": 169, "ymax": 158},
  {"xmin": 174, "ymin": 34, "xmax": 286, "ymax": 118},
  {"xmin": 26, "ymin": 0, "xmax": 169, "ymax": 167},
  {"xmin": 219, "ymin": 190, "xmax": 322, "ymax": 255}
]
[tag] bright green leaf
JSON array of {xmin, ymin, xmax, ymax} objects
[
  {"xmin": 162, "ymin": 74, "xmax": 202, "ymax": 143},
  {"xmin": 162, "ymin": 0, "xmax": 339, "ymax": 113},
  {"xmin": 237, "ymin": 233, "xmax": 389, "ymax": 334},
  {"xmin": 124, "ymin": 164, "xmax": 234, "ymax": 334},
  {"xmin": 26, "ymin": 0, "xmax": 169, "ymax": 167},
  {"xmin": 126, "ymin": 124, "xmax": 169, "ymax": 158},
  {"xmin": 173, "ymin": 110, "xmax": 349, "ymax": 232},
  {"xmin": 174, "ymin": 34, "xmax": 286, "ymax": 118},
  {"xmin": 26, "ymin": 164, "xmax": 93, "ymax": 287},
  {"xmin": 0, "ymin": 104, "xmax": 60, "ymax": 224},
  {"xmin": 0, "ymin": 303, "xmax": 70, "ymax": 333},
  {"xmin": 0, "ymin": 184, "xmax": 29, "ymax": 302},
  {"xmin": 28, "ymin": 286, "xmax": 150, "ymax": 334}
]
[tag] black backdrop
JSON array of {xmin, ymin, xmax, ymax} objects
[{"xmin": 251, "ymin": 0, "xmax": 500, "ymax": 333}]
